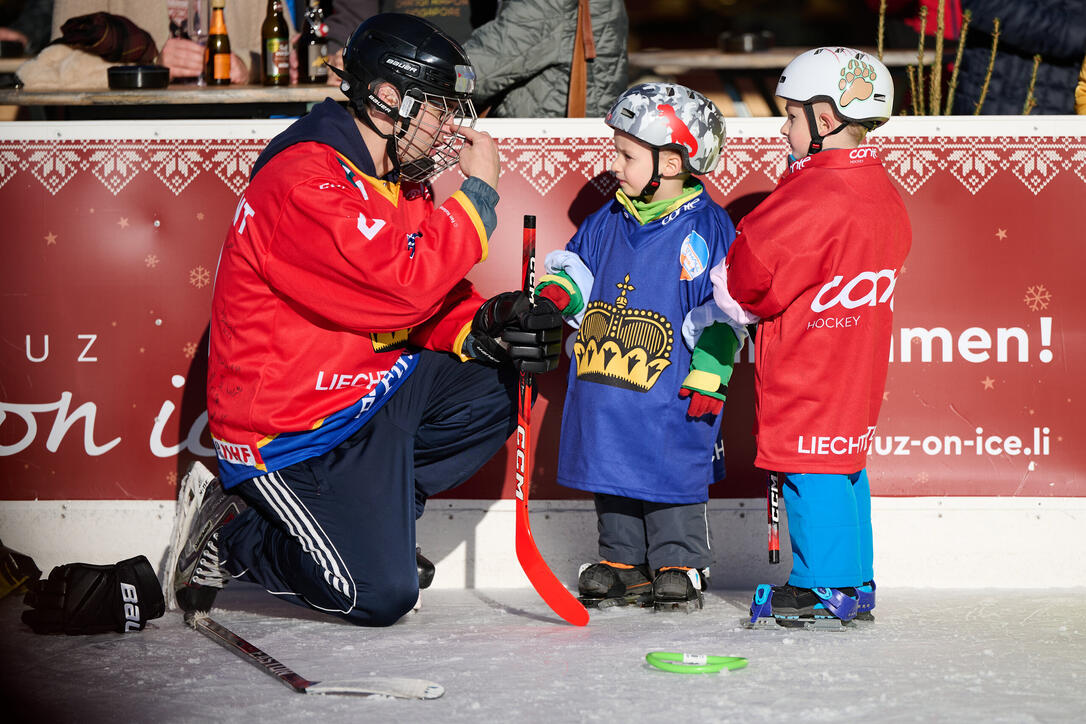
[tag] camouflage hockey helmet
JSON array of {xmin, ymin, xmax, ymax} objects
[{"xmin": 605, "ymin": 82, "xmax": 725, "ymax": 175}]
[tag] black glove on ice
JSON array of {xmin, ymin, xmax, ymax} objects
[
  {"xmin": 22, "ymin": 555, "xmax": 165, "ymax": 635},
  {"xmin": 464, "ymin": 291, "xmax": 563, "ymax": 373},
  {"xmin": 0, "ymin": 540, "xmax": 41, "ymax": 600}
]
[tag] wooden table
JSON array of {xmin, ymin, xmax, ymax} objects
[
  {"xmin": 628, "ymin": 47, "xmax": 928, "ymax": 74},
  {"xmin": 0, "ymin": 84, "xmax": 345, "ymax": 105}
]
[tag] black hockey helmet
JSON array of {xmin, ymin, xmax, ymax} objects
[
  {"xmin": 331, "ymin": 13, "xmax": 478, "ymax": 181},
  {"xmin": 339, "ymin": 12, "xmax": 476, "ymax": 106}
]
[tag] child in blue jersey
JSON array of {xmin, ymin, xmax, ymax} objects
[{"xmin": 534, "ymin": 83, "xmax": 741, "ymax": 611}]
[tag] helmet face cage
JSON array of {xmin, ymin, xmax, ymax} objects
[
  {"xmin": 394, "ymin": 90, "xmax": 478, "ymax": 182},
  {"xmin": 604, "ymin": 82, "xmax": 725, "ymax": 175},
  {"xmin": 338, "ymin": 13, "xmax": 478, "ymax": 181},
  {"xmin": 776, "ymin": 47, "xmax": 894, "ymax": 129}
]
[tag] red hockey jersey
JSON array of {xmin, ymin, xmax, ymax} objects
[
  {"xmin": 721, "ymin": 147, "xmax": 911, "ymax": 473},
  {"xmin": 207, "ymin": 134, "xmax": 490, "ymax": 486}
]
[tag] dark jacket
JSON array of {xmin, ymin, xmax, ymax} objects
[
  {"xmin": 953, "ymin": 0, "xmax": 1086, "ymax": 114},
  {"xmin": 463, "ymin": 0, "xmax": 628, "ymax": 118}
]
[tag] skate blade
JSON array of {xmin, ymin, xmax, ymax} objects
[
  {"xmin": 740, "ymin": 617, "xmax": 780, "ymax": 630},
  {"xmin": 741, "ymin": 616, "xmax": 854, "ymax": 631},
  {"xmin": 653, "ymin": 597, "xmax": 704, "ymax": 613},
  {"xmin": 580, "ymin": 594, "xmax": 653, "ymax": 610}
]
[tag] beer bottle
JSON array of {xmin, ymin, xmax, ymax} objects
[
  {"xmin": 296, "ymin": 0, "xmax": 329, "ymax": 85},
  {"xmin": 205, "ymin": 0, "xmax": 231, "ymax": 86},
  {"xmin": 261, "ymin": 0, "xmax": 290, "ymax": 86}
]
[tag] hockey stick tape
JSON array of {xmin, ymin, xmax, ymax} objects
[{"xmin": 645, "ymin": 651, "xmax": 748, "ymax": 674}]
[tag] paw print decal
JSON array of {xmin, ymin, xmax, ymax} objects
[{"xmin": 839, "ymin": 59, "xmax": 876, "ymax": 106}]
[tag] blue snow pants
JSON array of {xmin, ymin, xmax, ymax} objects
[
  {"xmin": 218, "ymin": 350, "xmax": 518, "ymax": 626},
  {"xmin": 780, "ymin": 469, "xmax": 873, "ymax": 589}
]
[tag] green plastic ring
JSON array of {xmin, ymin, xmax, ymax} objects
[{"xmin": 645, "ymin": 651, "xmax": 748, "ymax": 674}]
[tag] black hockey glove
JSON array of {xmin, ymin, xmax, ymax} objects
[
  {"xmin": 464, "ymin": 292, "xmax": 563, "ymax": 373},
  {"xmin": 0, "ymin": 539, "xmax": 41, "ymax": 600},
  {"xmin": 22, "ymin": 555, "xmax": 165, "ymax": 635}
]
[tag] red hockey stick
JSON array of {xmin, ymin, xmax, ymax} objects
[
  {"xmin": 514, "ymin": 215, "xmax": 589, "ymax": 626},
  {"xmin": 768, "ymin": 472, "xmax": 780, "ymax": 564}
]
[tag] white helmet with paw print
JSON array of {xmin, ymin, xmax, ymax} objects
[{"xmin": 777, "ymin": 47, "xmax": 894, "ymax": 130}]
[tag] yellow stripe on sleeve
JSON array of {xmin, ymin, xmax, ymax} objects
[
  {"xmin": 453, "ymin": 321, "xmax": 474, "ymax": 362},
  {"xmin": 682, "ymin": 369, "xmax": 722, "ymax": 393},
  {"xmin": 449, "ymin": 190, "xmax": 489, "ymax": 262}
]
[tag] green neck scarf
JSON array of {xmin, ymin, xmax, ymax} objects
[{"xmin": 616, "ymin": 180, "xmax": 704, "ymax": 225}]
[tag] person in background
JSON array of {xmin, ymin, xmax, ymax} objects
[
  {"xmin": 0, "ymin": 0, "xmax": 54, "ymax": 55},
  {"xmin": 951, "ymin": 0, "xmax": 1086, "ymax": 114},
  {"xmin": 864, "ymin": 0, "xmax": 963, "ymax": 51},
  {"xmin": 171, "ymin": 13, "xmax": 562, "ymax": 625},
  {"xmin": 1076, "ymin": 54, "xmax": 1086, "ymax": 114},
  {"xmin": 49, "ymin": 0, "xmax": 274, "ymax": 83},
  {"xmin": 537, "ymin": 83, "xmax": 738, "ymax": 612},
  {"xmin": 306, "ymin": 0, "xmax": 495, "ymax": 86},
  {"xmin": 711, "ymin": 47, "xmax": 911, "ymax": 629},
  {"xmin": 463, "ymin": 0, "xmax": 628, "ymax": 117}
]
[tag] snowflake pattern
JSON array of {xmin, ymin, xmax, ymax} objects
[
  {"xmin": 145, "ymin": 254, "xmax": 159, "ymax": 268},
  {"xmin": 189, "ymin": 265, "xmax": 211, "ymax": 289},
  {"xmin": 1023, "ymin": 284, "xmax": 1051, "ymax": 312},
  {"xmin": 182, "ymin": 341, "xmax": 198, "ymax": 358},
  {"xmin": 1, "ymin": 135, "xmax": 1084, "ymax": 199}
]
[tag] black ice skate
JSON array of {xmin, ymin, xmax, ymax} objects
[
  {"xmin": 171, "ymin": 461, "xmax": 247, "ymax": 612},
  {"xmin": 577, "ymin": 561, "xmax": 654, "ymax": 609},
  {"xmin": 652, "ymin": 566, "xmax": 705, "ymax": 613},
  {"xmin": 743, "ymin": 583, "xmax": 859, "ymax": 630},
  {"xmin": 417, "ymin": 546, "xmax": 435, "ymax": 589}
]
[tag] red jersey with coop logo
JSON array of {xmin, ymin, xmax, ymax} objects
[
  {"xmin": 722, "ymin": 147, "xmax": 911, "ymax": 473},
  {"xmin": 208, "ymin": 134, "xmax": 489, "ymax": 487}
]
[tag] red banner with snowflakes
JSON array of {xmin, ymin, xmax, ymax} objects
[{"xmin": 0, "ymin": 120, "xmax": 1082, "ymax": 500}]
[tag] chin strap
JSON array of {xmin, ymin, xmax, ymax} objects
[
  {"xmin": 329, "ymin": 64, "xmax": 404, "ymax": 178},
  {"xmin": 802, "ymin": 102, "xmax": 849, "ymax": 157},
  {"xmin": 639, "ymin": 146, "xmax": 662, "ymax": 199}
]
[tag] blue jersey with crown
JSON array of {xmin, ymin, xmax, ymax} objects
[{"xmin": 555, "ymin": 188, "xmax": 736, "ymax": 503}]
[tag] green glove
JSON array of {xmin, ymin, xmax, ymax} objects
[
  {"xmin": 680, "ymin": 323, "xmax": 740, "ymax": 418},
  {"xmin": 535, "ymin": 270, "xmax": 584, "ymax": 316}
]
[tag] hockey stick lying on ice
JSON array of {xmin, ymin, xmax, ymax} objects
[
  {"xmin": 184, "ymin": 612, "xmax": 444, "ymax": 699},
  {"xmin": 514, "ymin": 215, "xmax": 589, "ymax": 627}
]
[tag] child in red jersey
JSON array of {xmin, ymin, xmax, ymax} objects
[{"xmin": 710, "ymin": 47, "xmax": 912, "ymax": 628}]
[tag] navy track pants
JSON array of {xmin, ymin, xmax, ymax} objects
[{"xmin": 219, "ymin": 351, "xmax": 518, "ymax": 626}]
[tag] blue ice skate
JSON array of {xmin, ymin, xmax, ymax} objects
[
  {"xmin": 742, "ymin": 583, "xmax": 859, "ymax": 630},
  {"xmin": 854, "ymin": 580, "xmax": 876, "ymax": 622}
]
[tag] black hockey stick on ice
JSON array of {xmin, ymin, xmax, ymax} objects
[
  {"xmin": 184, "ymin": 611, "xmax": 444, "ymax": 699},
  {"xmin": 514, "ymin": 215, "xmax": 589, "ymax": 626},
  {"xmin": 768, "ymin": 472, "xmax": 780, "ymax": 564}
]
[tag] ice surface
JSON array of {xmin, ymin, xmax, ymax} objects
[{"xmin": 4, "ymin": 583, "xmax": 1085, "ymax": 722}]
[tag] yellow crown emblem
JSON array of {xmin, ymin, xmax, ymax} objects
[{"xmin": 574, "ymin": 275, "xmax": 673, "ymax": 392}]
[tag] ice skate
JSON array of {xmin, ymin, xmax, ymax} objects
[
  {"xmin": 172, "ymin": 461, "xmax": 247, "ymax": 612},
  {"xmin": 417, "ymin": 546, "xmax": 435, "ymax": 589},
  {"xmin": 412, "ymin": 546, "xmax": 435, "ymax": 612},
  {"xmin": 577, "ymin": 561, "xmax": 653, "ymax": 609},
  {"xmin": 743, "ymin": 583, "xmax": 858, "ymax": 630},
  {"xmin": 854, "ymin": 580, "xmax": 876, "ymax": 623},
  {"xmin": 652, "ymin": 566, "xmax": 705, "ymax": 613}
]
